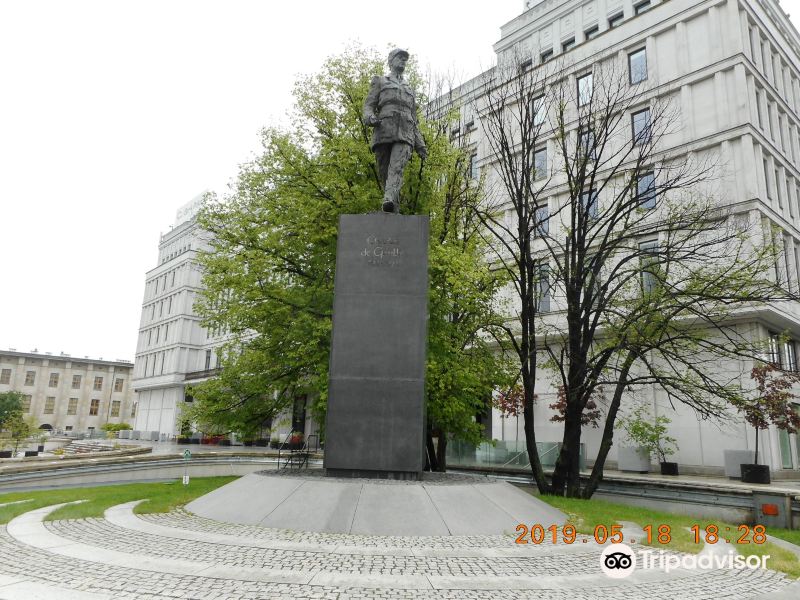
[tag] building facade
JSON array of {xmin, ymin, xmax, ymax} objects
[
  {"xmin": 131, "ymin": 196, "xmax": 318, "ymax": 441},
  {"xmin": 0, "ymin": 350, "xmax": 134, "ymax": 434},
  {"xmin": 131, "ymin": 195, "xmax": 221, "ymax": 437},
  {"xmin": 449, "ymin": 0, "xmax": 800, "ymax": 474}
]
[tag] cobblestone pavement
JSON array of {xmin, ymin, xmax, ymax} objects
[{"xmin": 0, "ymin": 502, "xmax": 794, "ymax": 599}]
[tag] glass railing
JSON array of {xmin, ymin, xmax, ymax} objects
[{"xmin": 446, "ymin": 439, "xmax": 585, "ymax": 470}]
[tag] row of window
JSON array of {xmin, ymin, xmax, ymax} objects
[
  {"xmin": 527, "ymin": 238, "xmax": 660, "ymax": 313},
  {"xmin": 768, "ymin": 333, "xmax": 799, "ymax": 372},
  {"xmin": 138, "ymin": 349, "xmax": 173, "ymax": 378},
  {"xmin": 1, "ymin": 371, "xmax": 124, "ymax": 391},
  {"xmin": 19, "ymin": 395, "xmax": 120, "ymax": 417},
  {"xmin": 144, "ymin": 293, "xmax": 180, "ymax": 324},
  {"xmin": 762, "ymin": 149, "xmax": 800, "ymax": 219},
  {"xmin": 747, "ymin": 22, "xmax": 800, "ymax": 120},
  {"xmin": 143, "ymin": 321, "xmax": 174, "ymax": 348},
  {"xmin": 536, "ymin": 1, "xmax": 652, "ymax": 66},
  {"xmin": 754, "ymin": 84, "xmax": 800, "ymax": 173}
]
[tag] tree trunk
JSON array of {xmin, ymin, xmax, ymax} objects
[
  {"xmin": 582, "ymin": 351, "xmax": 635, "ymax": 498},
  {"xmin": 754, "ymin": 427, "xmax": 759, "ymax": 465},
  {"xmin": 551, "ymin": 411, "xmax": 583, "ymax": 496},
  {"xmin": 426, "ymin": 431, "xmax": 438, "ymax": 471},
  {"xmin": 436, "ymin": 434, "xmax": 447, "ymax": 472}
]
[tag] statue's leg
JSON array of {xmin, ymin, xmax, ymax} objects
[
  {"xmin": 374, "ymin": 145, "xmax": 391, "ymax": 190},
  {"xmin": 384, "ymin": 143, "xmax": 412, "ymax": 213}
]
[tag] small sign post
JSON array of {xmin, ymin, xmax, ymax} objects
[{"xmin": 182, "ymin": 449, "xmax": 191, "ymax": 485}]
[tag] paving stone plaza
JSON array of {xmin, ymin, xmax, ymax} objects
[{"xmin": 0, "ymin": 492, "xmax": 797, "ymax": 599}]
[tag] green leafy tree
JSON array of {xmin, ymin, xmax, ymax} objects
[
  {"xmin": 189, "ymin": 45, "xmax": 509, "ymax": 467},
  {"xmin": 0, "ymin": 391, "xmax": 23, "ymax": 431},
  {"xmin": 6, "ymin": 413, "xmax": 34, "ymax": 453}
]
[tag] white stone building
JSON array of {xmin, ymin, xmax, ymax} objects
[
  {"xmin": 449, "ymin": 0, "xmax": 800, "ymax": 475},
  {"xmin": 131, "ymin": 195, "xmax": 221, "ymax": 437},
  {"xmin": 131, "ymin": 196, "xmax": 317, "ymax": 441},
  {"xmin": 0, "ymin": 350, "xmax": 134, "ymax": 434}
]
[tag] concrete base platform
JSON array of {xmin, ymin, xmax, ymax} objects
[{"xmin": 186, "ymin": 470, "xmax": 565, "ymax": 536}]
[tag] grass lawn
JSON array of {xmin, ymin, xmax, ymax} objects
[
  {"xmin": 0, "ymin": 476, "xmax": 238, "ymax": 523},
  {"xmin": 525, "ymin": 489, "xmax": 800, "ymax": 579}
]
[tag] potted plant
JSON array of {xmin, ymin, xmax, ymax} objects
[
  {"xmin": 734, "ymin": 364, "xmax": 800, "ymax": 484},
  {"xmin": 617, "ymin": 403, "xmax": 678, "ymax": 475},
  {"xmin": 37, "ymin": 433, "xmax": 47, "ymax": 452},
  {"xmin": 288, "ymin": 430, "xmax": 304, "ymax": 450},
  {"xmin": 270, "ymin": 432, "xmax": 281, "ymax": 449}
]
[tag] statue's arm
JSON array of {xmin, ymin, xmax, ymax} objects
[{"xmin": 363, "ymin": 76, "xmax": 381, "ymax": 126}]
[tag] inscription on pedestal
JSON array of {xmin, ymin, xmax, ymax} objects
[{"xmin": 324, "ymin": 213, "xmax": 429, "ymax": 479}]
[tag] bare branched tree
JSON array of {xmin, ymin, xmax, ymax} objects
[{"xmin": 472, "ymin": 49, "xmax": 797, "ymax": 497}]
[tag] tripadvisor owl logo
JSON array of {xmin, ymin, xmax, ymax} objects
[{"xmin": 600, "ymin": 543, "xmax": 636, "ymax": 579}]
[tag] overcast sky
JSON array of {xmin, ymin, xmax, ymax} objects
[{"xmin": 0, "ymin": 0, "xmax": 521, "ymax": 362}]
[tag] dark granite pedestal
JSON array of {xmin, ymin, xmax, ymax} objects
[{"xmin": 324, "ymin": 213, "xmax": 429, "ymax": 480}]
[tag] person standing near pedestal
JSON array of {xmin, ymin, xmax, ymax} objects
[{"xmin": 363, "ymin": 48, "xmax": 427, "ymax": 213}]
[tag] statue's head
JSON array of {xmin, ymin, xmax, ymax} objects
[{"xmin": 388, "ymin": 48, "xmax": 409, "ymax": 72}]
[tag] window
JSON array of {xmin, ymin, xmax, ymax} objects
[
  {"xmin": 637, "ymin": 171, "xmax": 656, "ymax": 209},
  {"xmin": 131, "ymin": 402, "xmax": 137, "ymax": 418},
  {"xmin": 784, "ymin": 341, "xmax": 798, "ymax": 372},
  {"xmin": 469, "ymin": 152, "xmax": 479, "ymax": 180},
  {"xmin": 540, "ymin": 49, "xmax": 553, "ymax": 63},
  {"xmin": 168, "ymin": 296, "xmax": 173, "ymax": 313},
  {"xmin": 580, "ymin": 190, "xmax": 599, "ymax": 220},
  {"xmin": 89, "ymin": 399, "xmax": 100, "ymax": 416},
  {"xmin": 21, "ymin": 395, "xmax": 31, "ymax": 412},
  {"xmin": 536, "ymin": 264, "xmax": 550, "ymax": 312},
  {"xmin": 764, "ymin": 159, "xmax": 772, "ymax": 199},
  {"xmin": 65, "ymin": 425, "xmax": 73, "ymax": 432},
  {"xmin": 562, "ymin": 38, "xmax": 575, "ymax": 52},
  {"xmin": 67, "ymin": 398, "xmax": 78, "ymax": 415},
  {"xmin": 535, "ymin": 204, "xmax": 550, "ymax": 235},
  {"xmin": 579, "ymin": 129, "xmax": 596, "ymax": 160},
  {"xmin": 519, "ymin": 58, "xmax": 533, "ymax": 72},
  {"xmin": 639, "ymin": 240, "xmax": 660, "ymax": 293},
  {"xmin": 578, "ymin": 73, "xmax": 593, "ymax": 106},
  {"xmin": 148, "ymin": 330, "xmax": 153, "ymax": 345},
  {"xmin": 769, "ymin": 331, "xmax": 782, "ymax": 366},
  {"xmin": 48, "ymin": 373, "xmax": 59, "ymax": 388},
  {"xmin": 114, "ymin": 378, "xmax": 124, "ymax": 392},
  {"xmin": 110, "ymin": 401, "xmax": 121, "ymax": 418},
  {"xmin": 756, "ymin": 89, "xmax": 764, "ymax": 129},
  {"xmin": 0, "ymin": 369, "xmax": 10, "ymax": 384},
  {"xmin": 634, "ymin": 1, "xmax": 651, "ymax": 15},
  {"xmin": 608, "ymin": 12, "xmax": 624, "ymax": 28},
  {"xmin": 776, "ymin": 169, "xmax": 783, "ymax": 208},
  {"xmin": 629, "ymin": 48, "xmax": 647, "ymax": 84},
  {"xmin": 72, "ymin": 374, "xmax": 81, "ymax": 389},
  {"xmin": 171, "ymin": 270, "xmax": 176, "ymax": 287},
  {"xmin": 93, "ymin": 376, "xmax": 103, "ymax": 391},
  {"xmin": 631, "ymin": 108, "xmax": 651, "ymax": 144},
  {"xmin": 205, "ymin": 349, "xmax": 212, "ymax": 371},
  {"xmin": 534, "ymin": 148, "xmax": 547, "ymax": 180},
  {"xmin": 43, "ymin": 397, "xmax": 55, "ymax": 415},
  {"xmin": 584, "ymin": 25, "xmax": 599, "ymax": 41},
  {"xmin": 24, "ymin": 371, "xmax": 36, "ymax": 386},
  {"xmin": 532, "ymin": 95, "xmax": 546, "ymax": 126}
]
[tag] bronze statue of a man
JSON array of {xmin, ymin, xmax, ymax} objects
[{"xmin": 363, "ymin": 48, "xmax": 427, "ymax": 213}]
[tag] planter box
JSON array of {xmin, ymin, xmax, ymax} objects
[
  {"xmin": 0, "ymin": 451, "xmax": 12, "ymax": 458},
  {"xmin": 37, "ymin": 445, "xmax": 45, "ymax": 452},
  {"xmin": 130, "ymin": 430, "xmax": 141, "ymax": 440},
  {"xmin": 618, "ymin": 446, "xmax": 651, "ymax": 473},
  {"xmin": 660, "ymin": 461, "xmax": 679, "ymax": 476},
  {"xmin": 177, "ymin": 437, "xmax": 191, "ymax": 444},
  {"xmin": 724, "ymin": 450, "xmax": 755, "ymax": 479},
  {"xmin": 741, "ymin": 464, "xmax": 771, "ymax": 484},
  {"xmin": 243, "ymin": 441, "xmax": 254, "ymax": 447},
  {"xmin": 255, "ymin": 439, "xmax": 268, "ymax": 447},
  {"xmin": 219, "ymin": 440, "xmax": 232, "ymax": 446},
  {"xmin": 24, "ymin": 450, "xmax": 39, "ymax": 457},
  {"xmin": 118, "ymin": 430, "xmax": 131, "ymax": 439}
]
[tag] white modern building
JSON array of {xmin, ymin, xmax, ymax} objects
[
  {"xmin": 131, "ymin": 196, "xmax": 317, "ymax": 441},
  {"xmin": 449, "ymin": 0, "xmax": 800, "ymax": 475},
  {"xmin": 131, "ymin": 195, "xmax": 222, "ymax": 437},
  {"xmin": 0, "ymin": 350, "xmax": 134, "ymax": 434}
]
